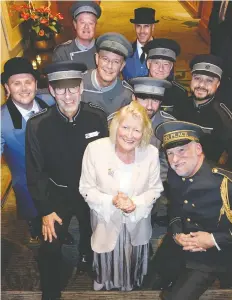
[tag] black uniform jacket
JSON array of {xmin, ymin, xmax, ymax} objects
[
  {"xmin": 26, "ymin": 102, "xmax": 108, "ymax": 217},
  {"xmin": 161, "ymin": 81, "xmax": 190, "ymax": 120},
  {"xmin": 181, "ymin": 95, "xmax": 232, "ymax": 163},
  {"xmin": 168, "ymin": 160, "xmax": 232, "ymax": 272}
]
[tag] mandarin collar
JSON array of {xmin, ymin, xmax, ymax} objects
[
  {"xmin": 55, "ymin": 103, "xmax": 81, "ymax": 123},
  {"xmin": 194, "ymin": 96, "xmax": 215, "ymax": 109},
  {"xmin": 91, "ymin": 69, "xmax": 117, "ymax": 92},
  {"xmin": 181, "ymin": 159, "xmax": 211, "ymax": 183},
  {"xmin": 75, "ymin": 38, "xmax": 95, "ymax": 51}
]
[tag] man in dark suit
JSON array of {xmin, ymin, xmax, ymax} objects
[
  {"xmin": 1, "ymin": 57, "xmax": 54, "ymax": 246},
  {"xmin": 122, "ymin": 7, "xmax": 159, "ymax": 81}
]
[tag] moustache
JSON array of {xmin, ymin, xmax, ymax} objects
[{"xmin": 194, "ymin": 87, "xmax": 208, "ymax": 93}]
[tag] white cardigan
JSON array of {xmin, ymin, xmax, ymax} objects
[{"xmin": 79, "ymin": 137, "xmax": 163, "ymax": 253}]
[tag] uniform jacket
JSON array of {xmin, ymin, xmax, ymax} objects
[
  {"xmin": 52, "ymin": 39, "xmax": 96, "ymax": 70},
  {"xmin": 122, "ymin": 40, "xmax": 148, "ymax": 81},
  {"xmin": 151, "ymin": 110, "xmax": 176, "ymax": 182},
  {"xmin": 181, "ymin": 95, "xmax": 232, "ymax": 163},
  {"xmin": 161, "ymin": 81, "xmax": 190, "ymax": 120},
  {"xmin": 82, "ymin": 69, "xmax": 133, "ymax": 116},
  {"xmin": 26, "ymin": 102, "xmax": 108, "ymax": 217},
  {"xmin": 1, "ymin": 96, "xmax": 54, "ymax": 219},
  {"xmin": 79, "ymin": 137, "xmax": 163, "ymax": 253},
  {"xmin": 168, "ymin": 160, "xmax": 232, "ymax": 271}
]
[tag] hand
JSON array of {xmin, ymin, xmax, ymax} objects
[
  {"xmin": 113, "ymin": 192, "xmax": 128, "ymax": 209},
  {"xmin": 42, "ymin": 212, "xmax": 62, "ymax": 243},
  {"xmin": 182, "ymin": 231, "xmax": 214, "ymax": 251},
  {"xmin": 174, "ymin": 233, "xmax": 193, "ymax": 247}
]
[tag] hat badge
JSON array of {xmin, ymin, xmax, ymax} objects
[
  {"xmin": 162, "ymin": 49, "xmax": 167, "ymax": 54},
  {"xmin": 205, "ymin": 64, "xmax": 211, "ymax": 70}
]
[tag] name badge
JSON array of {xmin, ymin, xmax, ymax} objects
[{"xmin": 85, "ymin": 131, "xmax": 100, "ymax": 139}]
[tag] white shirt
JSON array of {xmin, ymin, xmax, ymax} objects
[
  {"xmin": 13, "ymin": 100, "xmax": 40, "ymax": 122},
  {"xmin": 137, "ymin": 40, "xmax": 145, "ymax": 59}
]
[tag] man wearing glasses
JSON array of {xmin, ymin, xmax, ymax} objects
[
  {"xmin": 144, "ymin": 38, "xmax": 190, "ymax": 119},
  {"xmin": 25, "ymin": 61, "xmax": 108, "ymax": 300},
  {"xmin": 82, "ymin": 32, "xmax": 133, "ymax": 117}
]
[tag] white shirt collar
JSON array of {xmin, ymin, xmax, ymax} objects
[
  {"xmin": 13, "ymin": 99, "xmax": 40, "ymax": 121},
  {"xmin": 136, "ymin": 40, "xmax": 144, "ymax": 57}
]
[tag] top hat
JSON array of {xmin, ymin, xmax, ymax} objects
[
  {"xmin": 71, "ymin": 1, "xmax": 102, "ymax": 20},
  {"xmin": 1, "ymin": 57, "xmax": 40, "ymax": 85},
  {"xmin": 130, "ymin": 7, "xmax": 159, "ymax": 24}
]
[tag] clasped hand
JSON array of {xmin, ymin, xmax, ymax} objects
[
  {"xmin": 113, "ymin": 192, "xmax": 136, "ymax": 213},
  {"xmin": 174, "ymin": 231, "xmax": 215, "ymax": 252},
  {"xmin": 42, "ymin": 212, "xmax": 63, "ymax": 243}
]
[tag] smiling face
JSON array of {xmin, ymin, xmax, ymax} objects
[
  {"xmin": 147, "ymin": 58, "xmax": 173, "ymax": 80},
  {"xmin": 95, "ymin": 50, "xmax": 125, "ymax": 87},
  {"xmin": 116, "ymin": 114, "xmax": 143, "ymax": 154},
  {"xmin": 166, "ymin": 141, "xmax": 203, "ymax": 177},
  {"xmin": 73, "ymin": 12, "xmax": 97, "ymax": 45},
  {"xmin": 190, "ymin": 73, "xmax": 220, "ymax": 102},
  {"xmin": 135, "ymin": 24, "xmax": 154, "ymax": 45},
  {"xmin": 135, "ymin": 96, "xmax": 161, "ymax": 118},
  {"xmin": 5, "ymin": 73, "xmax": 37, "ymax": 110},
  {"xmin": 49, "ymin": 80, "xmax": 83, "ymax": 119}
]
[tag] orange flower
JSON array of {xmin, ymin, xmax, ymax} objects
[
  {"xmin": 38, "ymin": 30, "xmax": 45, "ymax": 36},
  {"xmin": 21, "ymin": 12, "xmax": 30, "ymax": 20},
  {"xmin": 56, "ymin": 13, "xmax": 64, "ymax": 20},
  {"xmin": 40, "ymin": 18, "xmax": 48, "ymax": 24}
]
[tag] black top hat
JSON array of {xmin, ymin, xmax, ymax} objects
[
  {"xmin": 1, "ymin": 57, "xmax": 40, "ymax": 85},
  {"xmin": 155, "ymin": 120, "xmax": 209, "ymax": 149},
  {"xmin": 130, "ymin": 7, "xmax": 159, "ymax": 24}
]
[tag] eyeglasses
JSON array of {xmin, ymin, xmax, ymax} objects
[
  {"xmin": 99, "ymin": 55, "xmax": 122, "ymax": 68},
  {"xmin": 54, "ymin": 87, "xmax": 80, "ymax": 95}
]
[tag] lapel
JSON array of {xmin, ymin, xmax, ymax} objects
[{"xmin": 6, "ymin": 96, "xmax": 49, "ymax": 148}]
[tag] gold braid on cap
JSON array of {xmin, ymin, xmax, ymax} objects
[{"xmin": 219, "ymin": 177, "xmax": 232, "ymax": 223}]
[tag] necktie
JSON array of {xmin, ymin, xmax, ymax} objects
[
  {"xmin": 140, "ymin": 47, "xmax": 146, "ymax": 64},
  {"xmin": 27, "ymin": 110, "xmax": 35, "ymax": 119}
]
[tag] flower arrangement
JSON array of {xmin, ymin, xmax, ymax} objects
[{"xmin": 10, "ymin": 2, "xmax": 64, "ymax": 40}]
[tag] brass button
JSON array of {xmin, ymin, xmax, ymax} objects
[
  {"xmin": 182, "ymin": 178, "xmax": 185, "ymax": 181},
  {"xmin": 195, "ymin": 223, "xmax": 198, "ymax": 226},
  {"xmin": 189, "ymin": 178, "xmax": 193, "ymax": 182},
  {"xmin": 192, "ymin": 203, "xmax": 195, "ymax": 207},
  {"xmin": 184, "ymin": 200, "xmax": 188, "ymax": 204},
  {"xmin": 187, "ymin": 218, "xmax": 191, "ymax": 222}
]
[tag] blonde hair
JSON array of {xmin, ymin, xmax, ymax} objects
[{"xmin": 109, "ymin": 101, "xmax": 153, "ymax": 147}]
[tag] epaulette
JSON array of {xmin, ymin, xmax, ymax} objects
[
  {"xmin": 122, "ymin": 80, "xmax": 133, "ymax": 92},
  {"xmin": 172, "ymin": 81, "xmax": 187, "ymax": 93},
  {"xmin": 160, "ymin": 105, "xmax": 174, "ymax": 113},
  {"xmin": 107, "ymin": 111, "xmax": 117, "ymax": 122},
  {"xmin": 160, "ymin": 110, "xmax": 176, "ymax": 120},
  {"xmin": 54, "ymin": 40, "xmax": 72, "ymax": 51},
  {"xmin": 212, "ymin": 167, "xmax": 232, "ymax": 183},
  {"xmin": 219, "ymin": 103, "xmax": 232, "ymax": 119},
  {"xmin": 29, "ymin": 108, "xmax": 48, "ymax": 120}
]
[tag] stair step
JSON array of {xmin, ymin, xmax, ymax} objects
[{"xmin": 2, "ymin": 290, "xmax": 232, "ymax": 300}]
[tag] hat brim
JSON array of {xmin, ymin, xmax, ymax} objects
[
  {"xmin": 130, "ymin": 19, "xmax": 159, "ymax": 24},
  {"xmin": 1, "ymin": 69, "xmax": 40, "ymax": 85}
]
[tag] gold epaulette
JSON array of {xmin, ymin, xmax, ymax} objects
[{"xmin": 213, "ymin": 168, "xmax": 232, "ymax": 223}]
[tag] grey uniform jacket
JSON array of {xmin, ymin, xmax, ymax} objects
[
  {"xmin": 52, "ymin": 39, "xmax": 96, "ymax": 70},
  {"xmin": 82, "ymin": 69, "xmax": 133, "ymax": 116},
  {"xmin": 151, "ymin": 110, "xmax": 176, "ymax": 182}
]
